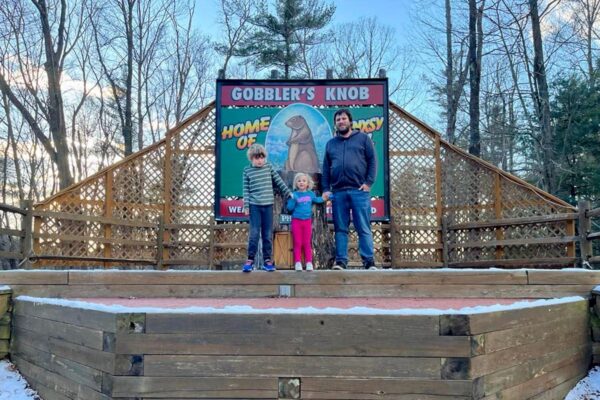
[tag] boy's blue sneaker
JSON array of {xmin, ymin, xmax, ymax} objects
[
  {"xmin": 262, "ymin": 260, "xmax": 276, "ymax": 272},
  {"xmin": 242, "ymin": 260, "xmax": 254, "ymax": 273}
]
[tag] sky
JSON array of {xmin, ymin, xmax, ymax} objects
[{"xmin": 191, "ymin": 1, "xmax": 436, "ymax": 122}]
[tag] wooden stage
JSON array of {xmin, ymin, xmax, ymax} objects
[{"xmin": 1, "ymin": 269, "xmax": 598, "ymax": 399}]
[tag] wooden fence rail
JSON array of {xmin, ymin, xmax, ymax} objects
[
  {"xmin": 0, "ymin": 201, "xmax": 33, "ymax": 268},
  {"xmin": 4, "ymin": 198, "xmax": 600, "ymax": 269}
]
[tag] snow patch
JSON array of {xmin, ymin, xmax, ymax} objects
[
  {"xmin": 0, "ymin": 360, "xmax": 39, "ymax": 400},
  {"xmin": 16, "ymin": 295, "xmax": 584, "ymax": 315}
]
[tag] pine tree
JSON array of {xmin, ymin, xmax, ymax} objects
[{"xmin": 237, "ymin": 0, "xmax": 335, "ymax": 78}]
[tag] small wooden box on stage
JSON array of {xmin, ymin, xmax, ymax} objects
[{"xmin": 274, "ymin": 231, "xmax": 293, "ymax": 269}]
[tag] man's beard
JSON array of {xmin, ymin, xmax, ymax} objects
[{"xmin": 337, "ymin": 126, "xmax": 350, "ymax": 134}]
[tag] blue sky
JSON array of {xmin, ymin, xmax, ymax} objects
[{"xmin": 192, "ymin": 0, "xmax": 437, "ymax": 125}]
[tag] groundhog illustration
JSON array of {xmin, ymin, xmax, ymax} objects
[{"xmin": 284, "ymin": 115, "xmax": 320, "ymax": 174}]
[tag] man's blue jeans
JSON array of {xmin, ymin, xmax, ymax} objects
[
  {"xmin": 248, "ymin": 204, "xmax": 273, "ymax": 262},
  {"xmin": 331, "ymin": 189, "xmax": 374, "ymax": 265}
]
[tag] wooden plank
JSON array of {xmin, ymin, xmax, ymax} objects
[
  {"xmin": 448, "ymin": 257, "xmax": 576, "ymax": 268},
  {"xmin": 528, "ymin": 269, "xmax": 600, "ymax": 284},
  {"xmin": 480, "ymin": 314, "xmax": 589, "ymax": 354},
  {"xmin": 0, "ymin": 203, "xmax": 26, "ymax": 215},
  {"xmin": 468, "ymin": 299, "xmax": 588, "ymax": 334},
  {"xmin": 12, "ymin": 340, "xmax": 104, "ymax": 391},
  {"xmin": 14, "ymin": 299, "xmax": 118, "ymax": 332},
  {"xmin": 115, "ymin": 332, "xmax": 469, "ymax": 357},
  {"xmin": 448, "ymin": 213, "xmax": 578, "ymax": 230},
  {"xmin": 451, "ymin": 235, "xmax": 577, "ymax": 249},
  {"xmin": 33, "ymin": 210, "xmax": 157, "ymax": 228},
  {"xmin": 34, "ymin": 232, "xmax": 154, "ymax": 247},
  {"xmin": 145, "ymin": 314, "xmax": 440, "ymax": 336},
  {"xmin": 9, "ymin": 284, "xmax": 280, "ymax": 298},
  {"xmin": 0, "ymin": 227, "xmax": 24, "ymax": 237},
  {"xmin": 434, "ymin": 135, "xmax": 443, "ymax": 264},
  {"xmin": 0, "ymin": 250, "xmax": 22, "ymax": 259},
  {"xmin": 143, "ymin": 355, "xmax": 441, "ymax": 379},
  {"xmin": 301, "ymin": 378, "xmax": 472, "ymax": 399},
  {"xmin": 67, "ymin": 270, "xmax": 528, "ymax": 285},
  {"xmin": 12, "ymin": 355, "xmax": 111, "ymax": 400},
  {"xmin": 33, "ymin": 254, "xmax": 155, "ymax": 264},
  {"xmin": 587, "ymin": 207, "xmax": 600, "ymax": 218},
  {"xmin": 111, "ymin": 376, "xmax": 276, "ymax": 398},
  {"xmin": 14, "ymin": 325, "xmax": 116, "ymax": 373},
  {"xmin": 527, "ymin": 372, "xmax": 587, "ymax": 400},
  {"xmin": 494, "ymin": 174, "xmax": 504, "ymax": 260},
  {"xmin": 481, "ymin": 357, "xmax": 589, "ymax": 400},
  {"xmin": 19, "ymin": 378, "xmax": 71, "ymax": 400},
  {"xmin": 470, "ymin": 327, "xmax": 589, "ymax": 378},
  {"xmin": 294, "ymin": 284, "xmax": 593, "ymax": 298},
  {"xmin": 104, "ymin": 170, "xmax": 114, "ymax": 264},
  {"xmin": 14, "ymin": 313, "xmax": 106, "ymax": 350},
  {"xmin": 0, "ymin": 270, "xmax": 68, "ymax": 285},
  {"xmin": 478, "ymin": 345, "xmax": 590, "ymax": 396}
]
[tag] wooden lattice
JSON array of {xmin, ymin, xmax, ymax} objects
[{"xmin": 31, "ymin": 101, "xmax": 577, "ymax": 269}]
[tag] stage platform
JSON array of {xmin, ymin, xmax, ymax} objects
[{"xmin": 9, "ymin": 294, "xmax": 591, "ymax": 400}]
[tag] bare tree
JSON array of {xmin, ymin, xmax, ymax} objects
[
  {"xmin": 468, "ymin": 0, "xmax": 485, "ymax": 156},
  {"xmin": 529, "ymin": 0, "xmax": 557, "ymax": 193},
  {"xmin": 0, "ymin": 0, "xmax": 87, "ymax": 189},
  {"xmin": 215, "ymin": 0, "xmax": 255, "ymax": 77}
]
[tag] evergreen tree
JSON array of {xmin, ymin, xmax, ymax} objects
[
  {"xmin": 237, "ymin": 0, "xmax": 335, "ymax": 78},
  {"xmin": 552, "ymin": 69, "xmax": 600, "ymax": 204}
]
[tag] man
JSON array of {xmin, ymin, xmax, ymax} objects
[{"xmin": 322, "ymin": 109, "xmax": 377, "ymax": 270}]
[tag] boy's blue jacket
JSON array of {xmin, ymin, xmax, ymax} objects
[
  {"xmin": 321, "ymin": 130, "xmax": 377, "ymax": 192},
  {"xmin": 286, "ymin": 190, "xmax": 324, "ymax": 220}
]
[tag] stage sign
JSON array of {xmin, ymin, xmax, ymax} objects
[{"xmin": 215, "ymin": 79, "xmax": 390, "ymax": 222}]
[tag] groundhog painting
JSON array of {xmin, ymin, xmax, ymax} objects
[{"xmin": 284, "ymin": 114, "xmax": 320, "ymax": 174}]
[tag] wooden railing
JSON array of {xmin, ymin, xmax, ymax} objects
[
  {"xmin": 442, "ymin": 212, "xmax": 579, "ymax": 268},
  {"xmin": 5, "ymin": 199, "xmax": 600, "ymax": 269},
  {"xmin": 578, "ymin": 200, "xmax": 600, "ymax": 266},
  {"xmin": 0, "ymin": 201, "xmax": 33, "ymax": 268}
]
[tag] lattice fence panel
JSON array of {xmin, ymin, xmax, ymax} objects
[
  {"xmin": 388, "ymin": 109, "xmax": 439, "ymax": 265},
  {"xmin": 30, "ymin": 102, "xmax": 577, "ymax": 269},
  {"xmin": 165, "ymin": 109, "xmax": 216, "ymax": 265},
  {"xmin": 35, "ymin": 175, "xmax": 107, "ymax": 267}
]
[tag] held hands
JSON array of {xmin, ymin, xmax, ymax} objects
[
  {"xmin": 243, "ymin": 207, "xmax": 249, "ymax": 216},
  {"xmin": 322, "ymin": 191, "xmax": 332, "ymax": 201}
]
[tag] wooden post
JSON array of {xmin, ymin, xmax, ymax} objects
[
  {"xmin": 156, "ymin": 215, "xmax": 165, "ymax": 269},
  {"xmin": 442, "ymin": 216, "xmax": 449, "ymax": 267},
  {"xmin": 435, "ymin": 136, "xmax": 443, "ymax": 264},
  {"xmin": 494, "ymin": 174, "xmax": 504, "ymax": 260},
  {"xmin": 161, "ymin": 134, "xmax": 173, "ymax": 270},
  {"xmin": 20, "ymin": 200, "xmax": 33, "ymax": 269},
  {"xmin": 104, "ymin": 170, "xmax": 114, "ymax": 268},
  {"xmin": 578, "ymin": 200, "xmax": 592, "ymax": 265},
  {"xmin": 271, "ymin": 69, "xmax": 280, "ymax": 79},
  {"xmin": 326, "ymin": 69, "xmax": 333, "ymax": 79}
]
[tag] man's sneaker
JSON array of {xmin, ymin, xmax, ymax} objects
[
  {"xmin": 306, "ymin": 262, "xmax": 314, "ymax": 271},
  {"xmin": 262, "ymin": 260, "xmax": 276, "ymax": 272},
  {"xmin": 331, "ymin": 261, "xmax": 347, "ymax": 270},
  {"xmin": 294, "ymin": 262, "xmax": 303, "ymax": 271},
  {"xmin": 242, "ymin": 260, "xmax": 254, "ymax": 273},
  {"xmin": 363, "ymin": 260, "xmax": 377, "ymax": 270}
]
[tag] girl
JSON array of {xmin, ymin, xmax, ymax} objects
[
  {"xmin": 286, "ymin": 173, "xmax": 325, "ymax": 271},
  {"xmin": 242, "ymin": 144, "xmax": 292, "ymax": 272}
]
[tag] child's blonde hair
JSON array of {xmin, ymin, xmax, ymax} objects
[
  {"xmin": 293, "ymin": 172, "xmax": 314, "ymax": 190},
  {"xmin": 247, "ymin": 144, "xmax": 267, "ymax": 161}
]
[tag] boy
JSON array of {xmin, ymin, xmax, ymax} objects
[{"xmin": 242, "ymin": 144, "xmax": 292, "ymax": 272}]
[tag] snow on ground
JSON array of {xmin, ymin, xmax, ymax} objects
[
  {"xmin": 0, "ymin": 360, "xmax": 38, "ymax": 400},
  {"xmin": 565, "ymin": 366, "xmax": 600, "ymax": 399}
]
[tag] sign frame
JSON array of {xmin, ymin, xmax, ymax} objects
[{"xmin": 214, "ymin": 78, "xmax": 390, "ymax": 223}]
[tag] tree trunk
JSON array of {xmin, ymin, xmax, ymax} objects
[
  {"xmin": 445, "ymin": 0, "xmax": 456, "ymax": 144},
  {"xmin": 468, "ymin": 0, "xmax": 482, "ymax": 157},
  {"xmin": 529, "ymin": 0, "xmax": 556, "ymax": 193}
]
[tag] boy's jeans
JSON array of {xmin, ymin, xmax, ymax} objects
[
  {"xmin": 331, "ymin": 189, "xmax": 374, "ymax": 265},
  {"xmin": 248, "ymin": 204, "xmax": 273, "ymax": 262}
]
